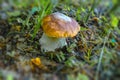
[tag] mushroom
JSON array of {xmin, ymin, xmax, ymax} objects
[{"xmin": 39, "ymin": 12, "xmax": 80, "ymax": 51}]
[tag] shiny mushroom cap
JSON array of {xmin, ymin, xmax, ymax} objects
[{"xmin": 42, "ymin": 12, "xmax": 80, "ymax": 38}]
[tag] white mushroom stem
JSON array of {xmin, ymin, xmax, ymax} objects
[{"xmin": 39, "ymin": 33, "xmax": 67, "ymax": 52}]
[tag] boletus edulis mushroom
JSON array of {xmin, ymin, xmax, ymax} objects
[{"xmin": 39, "ymin": 12, "xmax": 80, "ymax": 51}]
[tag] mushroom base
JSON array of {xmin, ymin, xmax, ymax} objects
[{"xmin": 39, "ymin": 33, "xmax": 67, "ymax": 52}]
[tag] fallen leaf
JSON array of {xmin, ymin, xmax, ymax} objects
[
  {"xmin": 30, "ymin": 57, "xmax": 49, "ymax": 72},
  {"xmin": 31, "ymin": 57, "xmax": 42, "ymax": 66}
]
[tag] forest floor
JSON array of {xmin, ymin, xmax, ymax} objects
[{"xmin": 0, "ymin": 0, "xmax": 120, "ymax": 80}]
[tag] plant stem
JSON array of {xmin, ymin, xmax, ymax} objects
[{"xmin": 95, "ymin": 30, "xmax": 111, "ymax": 80}]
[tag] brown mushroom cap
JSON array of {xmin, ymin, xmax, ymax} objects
[{"xmin": 42, "ymin": 12, "xmax": 80, "ymax": 38}]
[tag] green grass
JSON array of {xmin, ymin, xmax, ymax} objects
[
  {"xmin": 32, "ymin": 0, "xmax": 58, "ymax": 38},
  {"xmin": 6, "ymin": 0, "xmax": 58, "ymax": 38},
  {"xmin": 0, "ymin": 0, "xmax": 120, "ymax": 80}
]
